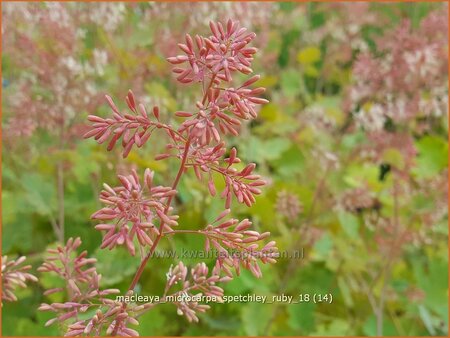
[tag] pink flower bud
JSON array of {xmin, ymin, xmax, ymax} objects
[
  {"xmin": 175, "ymin": 111, "xmax": 193, "ymax": 117},
  {"xmin": 126, "ymin": 90, "xmax": 136, "ymax": 111}
]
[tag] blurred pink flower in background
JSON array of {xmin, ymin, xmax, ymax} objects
[{"xmin": 1, "ymin": 256, "xmax": 37, "ymax": 303}]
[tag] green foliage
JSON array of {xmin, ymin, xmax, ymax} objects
[{"xmin": 413, "ymin": 136, "xmax": 448, "ymax": 179}]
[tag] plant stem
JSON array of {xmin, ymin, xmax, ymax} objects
[
  {"xmin": 376, "ymin": 175, "xmax": 400, "ymax": 336},
  {"xmin": 127, "ymin": 137, "xmax": 191, "ymax": 292},
  {"xmin": 56, "ymin": 161, "xmax": 65, "ymax": 242},
  {"xmin": 55, "ymin": 120, "xmax": 65, "ymax": 243},
  {"xmin": 126, "ymin": 71, "xmax": 217, "ymax": 298}
]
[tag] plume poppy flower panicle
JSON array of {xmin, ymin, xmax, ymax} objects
[
  {"xmin": 1, "ymin": 256, "xmax": 38, "ymax": 304},
  {"xmin": 84, "ymin": 91, "xmax": 182, "ymax": 158},
  {"xmin": 200, "ymin": 216, "xmax": 279, "ymax": 278},
  {"xmin": 167, "ymin": 20, "xmax": 257, "ymax": 83},
  {"xmin": 81, "ymin": 19, "xmax": 277, "ymax": 328},
  {"xmin": 92, "ymin": 169, "xmax": 179, "ymax": 256},
  {"xmin": 159, "ymin": 262, "xmax": 230, "ymax": 323},
  {"xmin": 38, "ymin": 238, "xmax": 140, "ymax": 336}
]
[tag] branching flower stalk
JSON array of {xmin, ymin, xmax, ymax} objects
[
  {"xmin": 39, "ymin": 20, "xmax": 278, "ymax": 335},
  {"xmin": 126, "ymin": 138, "xmax": 192, "ymax": 292},
  {"xmin": 1, "ymin": 256, "xmax": 38, "ymax": 304}
]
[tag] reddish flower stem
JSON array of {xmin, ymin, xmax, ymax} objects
[
  {"xmin": 127, "ymin": 137, "xmax": 191, "ymax": 292},
  {"xmin": 127, "ymin": 73, "xmax": 216, "ymax": 293}
]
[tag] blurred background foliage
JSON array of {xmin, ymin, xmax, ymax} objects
[{"xmin": 2, "ymin": 2, "xmax": 448, "ymax": 336}]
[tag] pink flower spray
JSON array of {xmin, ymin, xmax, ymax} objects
[{"xmin": 40, "ymin": 20, "xmax": 278, "ymax": 334}]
